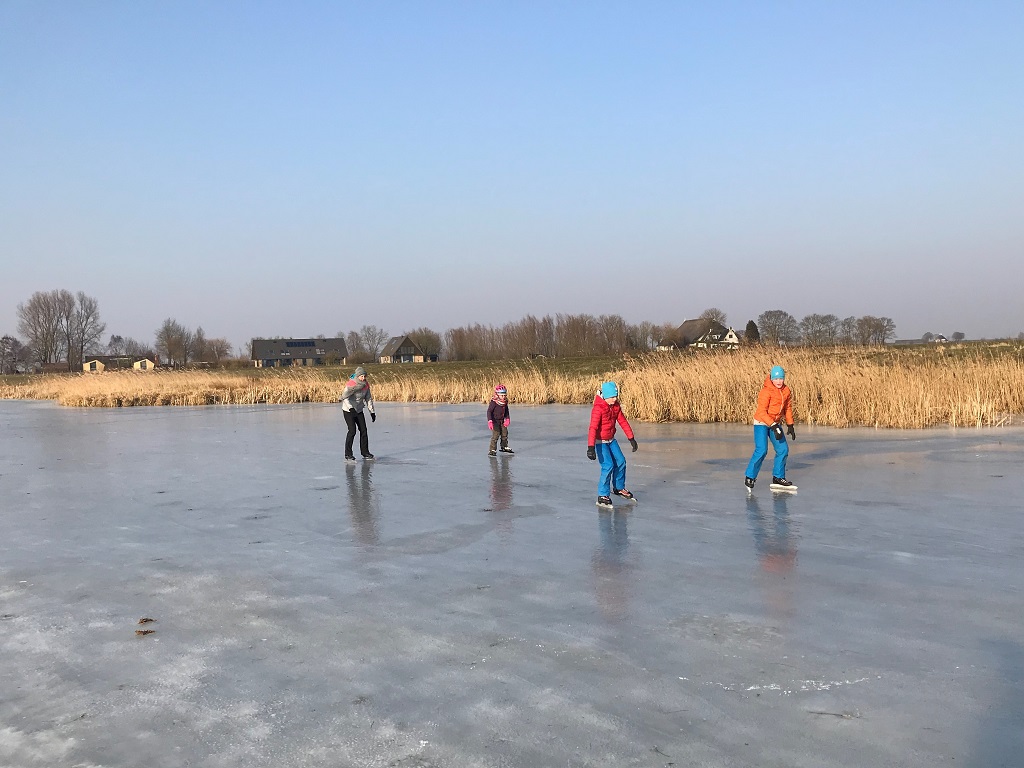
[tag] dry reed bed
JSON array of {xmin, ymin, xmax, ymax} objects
[{"xmin": 2, "ymin": 349, "xmax": 1023, "ymax": 428}]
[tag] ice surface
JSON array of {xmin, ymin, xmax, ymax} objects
[{"xmin": 1, "ymin": 400, "xmax": 1023, "ymax": 767}]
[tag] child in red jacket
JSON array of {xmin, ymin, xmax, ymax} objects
[
  {"xmin": 487, "ymin": 384, "xmax": 514, "ymax": 456},
  {"xmin": 587, "ymin": 381, "xmax": 638, "ymax": 507}
]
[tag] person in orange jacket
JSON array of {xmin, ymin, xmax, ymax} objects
[
  {"xmin": 587, "ymin": 381, "xmax": 638, "ymax": 507},
  {"xmin": 744, "ymin": 365, "xmax": 796, "ymax": 491}
]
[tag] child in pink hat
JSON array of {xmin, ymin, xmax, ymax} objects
[{"xmin": 487, "ymin": 384, "xmax": 514, "ymax": 456}]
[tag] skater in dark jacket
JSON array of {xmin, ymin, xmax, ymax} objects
[
  {"xmin": 339, "ymin": 366, "xmax": 376, "ymax": 460},
  {"xmin": 487, "ymin": 384, "xmax": 514, "ymax": 456},
  {"xmin": 744, "ymin": 365, "xmax": 796, "ymax": 491},
  {"xmin": 587, "ymin": 381, "xmax": 638, "ymax": 508}
]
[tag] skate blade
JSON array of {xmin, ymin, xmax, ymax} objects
[{"xmin": 769, "ymin": 484, "xmax": 797, "ymax": 492}]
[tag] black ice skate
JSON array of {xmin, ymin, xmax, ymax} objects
[{"xmin": 770, "ymin": 476, "xmax": 797, "ymax": 491}]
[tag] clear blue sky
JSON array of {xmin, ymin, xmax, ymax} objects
[{"xmin": 2, "ymin": 1, "xmax": 1022, "ymax": 351}]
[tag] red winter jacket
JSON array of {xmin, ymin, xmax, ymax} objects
[{"xmin": 588, "ymin": 394, "xmax": 635, "ymax": 445}]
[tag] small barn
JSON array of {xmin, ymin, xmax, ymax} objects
[{"xmin": 251, "ymin": 338, "xmax": 348, "ymax": 368}]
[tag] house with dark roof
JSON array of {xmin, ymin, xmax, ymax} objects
[
  {"xmin": 379, "ymin": 335, "xmax": 436, "ymax": 364},
  {"xmin": 251, "ymin": 337, "xmax": 348, "ymax": 368},
  {"xmin": 657, "ymin": 319, "xmax": 740, "ymax": 351}
]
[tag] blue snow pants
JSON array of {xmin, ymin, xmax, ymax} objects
[
  {"xmin": 596, "ymin": 440, "xmax": 627, "ymax": 496},
  {"xmin": 745, "ymin": 424, "xmax": 789, "ymax": 481}
]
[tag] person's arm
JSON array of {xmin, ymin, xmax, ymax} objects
[
  {"xmin": 616, "ymin": 410, "xmax": 634, "ymax": 441},
  {"xmin": 587, "ymin": 404, "xmax": 601, "ymax": 447},
  {"xmin": 753, "ymin": 385, "xmax": 774, "ymax": 425},
  {"xmin": 502, "ymin": 403, "xmax": 510, "ymax": 427},
  {"xmin": 783, "ymin": 388, "xmax": 794, "ymax": 426}
]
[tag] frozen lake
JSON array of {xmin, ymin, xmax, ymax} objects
[{"xmin": 1, "ymin": 400, "xmax": 1023, "ymax": 768}]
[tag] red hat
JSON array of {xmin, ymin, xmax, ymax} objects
[{"xmin": 494, "ymin": 384, "xmax": 507, "ymax": 395}]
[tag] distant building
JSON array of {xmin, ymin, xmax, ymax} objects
[
  {"xmin": 84, "ymin": 356, "xmax": 160, "ymax": 373},
  {"xmin": 251, "ymin": 338, "xmax": 348, "ymax": 368},
  {"xmin": 657, "ymin": 319, "xmax": 740, "ymax": 351},
  {"xmin": 379, "ymin": 335, "xmax": 436, "ymax": 363}
]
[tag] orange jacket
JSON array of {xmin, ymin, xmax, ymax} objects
[{"xmin": 753, "ymin": 375, "xmax": 794, "ymax": 427}]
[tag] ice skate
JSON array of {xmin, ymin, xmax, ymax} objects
[{"xmin": 770, "ymin": 476, "xmax": 796, "ymax": 491}]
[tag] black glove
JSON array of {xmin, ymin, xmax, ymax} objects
[
  {"xmin": 786, "ymin": 424, "xmax": 796, "ymax": 440},
  {"xmin": 771, "ymin": 423, "xmax": 785, "ymax": 441},
  {"xmin": 587, "ymin": 445, "xmax": 596, "ymax": 461},
  {"xmin": 370, "ymin": 412, "xmax": 376, "ymax": 423},
  {"xmin": 629, "ymin": 438, "xmax": 638, "ymax": 452}
]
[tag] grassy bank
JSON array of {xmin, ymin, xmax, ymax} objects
[{"xmin": 2, "ymin": 345, "xmax": 1023, "ymax": 428}]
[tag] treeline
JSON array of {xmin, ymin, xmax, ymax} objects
[
  {"xmin": 756, "ymin": 310, "xmax": 897, "ymax": 346},
  {"xmin": 443, "ymin": 314, "xmax": 672, "ymax": 360}
]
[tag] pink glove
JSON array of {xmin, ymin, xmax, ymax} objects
[
  {"xmin": 488, "ymin": 420, "xmax": 494, "ymax": 430},
  {"xmin": 502, "ymin": 418, "xmax": 510, "ymax": 427}
]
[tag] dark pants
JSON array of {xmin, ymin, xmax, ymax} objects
[{"xmin": 344, "ymin": 410, "xmax": 370, "ymax": 457}]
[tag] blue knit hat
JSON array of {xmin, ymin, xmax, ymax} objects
[
  {"xmin": 770, "ymin": 365, "xmax": 785, "ymax": 381},
  {"xmin": 600, "ymin": 381, "xmax": 619, "ymax": 398}
]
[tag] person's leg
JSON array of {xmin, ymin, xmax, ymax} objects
[
  {"xmin": 595, "ymin": 443, "xmax": 614, "ymax": 497},
  {"xmin": 745, "ymin": 425, "xmax": 769, "ymax": 479},
  {"xmin": 609, "ymin": 440, "xmax": 627, "ymax": 491},
  {"xmin": 489, "ymin": 423, "xmax": 500, "ymax": 453},
  {"xmin": 770, "ymin": 429, "xmax": 789, "ymax": 479},
  {"xmin": 499, "ymin": 424, "xmax": 509, "ymax": 449},
  {"xmin": 344, "ymin": 411, "xmax": 357, "ymax": 457},
  {"xmin": 355, "ymin": 411, "xmax": 370, "ymax": 456}
]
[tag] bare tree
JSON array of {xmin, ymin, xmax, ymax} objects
[
  {"xmin": 799, "ymin": 314, "xmax": 840, "ymax": 346},
  {"xmin": 155, "ymin": 318, "xmax": 193, "ymax": 367},
  {"xmin": 838, "ymin": 316, "xmax": 858, "ymax": 345},
  {"xmin": 191, "ymin": 326, "xmax": 210, "ymax": 362},
  {"xmin": 854, "ymin": 316, "xmax": 896, "ymax": 345},
  {"xmin": 627, "ymin": 320, "xmax": 663, "ymax": 351},
  {"xmin": 405, "ymin": 327, "xmax": 442, "ymax": 359},
  {"xmin": 69, "ymin": 291, "xmax": 106, "ymax": 369},
  {"xmin": 17, "ymin": 290, "xmax": 65, "ymax": 364},
  {"xmin": 0, "ymin": 335, "xmax": 27, "ymax": 374},
  {"xmin": 345, "ymin": 331, "xmax": 369, "ymax": 362},
  {"xmin": 359, "ymin": 325, "xmax": 390, "ymax": 360},
  {"xmin": 53, "ymin": 289, "xmax": 78, "ymax": 370},
  {"xmin": 756, "ymin": 310, "xmax": 800, "ymax": 346},
  {"xmin": 921, "ymin": 332, "xmax": 934, "ymax": 342},
  {"xmin": 125, "ymin": 337, "xmax": 154, "ymax": 358},
  {"xmin": 699, "ymin": 307, "xmax": 728, "ymax": 326},
  {"xmin": 951, "ymin": 331, "xmax": 965, "ymax": 342},
  {"xmin": 107, "ymin": 334, "xmax": 126, "ymax": 356},
  {"xmin": 206, "ymin": 337, "xmax": 233, "ymax": 364}
]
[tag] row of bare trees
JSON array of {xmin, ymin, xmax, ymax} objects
[
  {"xmin": 442, "ymin": 314, "xmax": 673, "ymax": 361},
  {"xmin": 15, "ymin": 290, "xmax": 107, "ymax": 371},
  {"xmin": 154, "ymin": 319, "xmax": 234, "ymax": 367},
  {"xmin": 756, "ymin": 310, "xmax": 897, "ymax": 346}
]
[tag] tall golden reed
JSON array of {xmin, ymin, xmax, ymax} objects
[{"xmin": 2, "ymin": 347, "xmax": 1022, "ymax": 427}]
